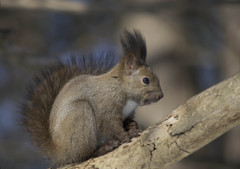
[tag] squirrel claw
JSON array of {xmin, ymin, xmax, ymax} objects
[{"xmin": 128, "ymin": 128, "xmax": 141, "ymax": 138}]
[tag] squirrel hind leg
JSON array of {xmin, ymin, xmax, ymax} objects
[
  {"xmin": 51, "ymin": 100, "xmax": 98, "ymax": 167},
  {"xmin": 93, "ymin": 139, "xmax": 120, "ymax": 157},
  {"xmin": 92, "ymin": 118, "xmax": 142, "ymax": 158}
]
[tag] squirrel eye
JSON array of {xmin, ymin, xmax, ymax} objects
[{"xmin": 143, "ymin": 77, "xmax": 150, "ymax": 85}]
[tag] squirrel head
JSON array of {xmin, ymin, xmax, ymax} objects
[{"xmin": 119, "ymin": 29, "xmax": 163, "ymax": 106}]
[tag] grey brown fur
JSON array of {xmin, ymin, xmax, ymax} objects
[{"xmin": 20, "ymin": 30, "xmax": 163, "ymax": 167}]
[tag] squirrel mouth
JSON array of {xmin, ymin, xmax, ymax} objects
[
  {"xmin": 140, "ymin": 93, "xmax": 164, "ymax": 106},
  {"xmin": 143, "ymin": 99, "xmax": 151, "ymax": 105}
]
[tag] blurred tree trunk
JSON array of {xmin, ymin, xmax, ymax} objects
[{"xmin": 58, "ymin": 72, "xmax": 240, "ymax": 169}]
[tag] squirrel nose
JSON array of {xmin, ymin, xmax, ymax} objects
[
  {"xmin": 160, "ymin": 93, "xmax": 164, "ymax": 99},
  {"xmin": 158, "ymin": 92, "xmax": 164, "ymax": 100}
]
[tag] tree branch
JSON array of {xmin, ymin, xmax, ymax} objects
[{"xmin": 59, "ymin": 72, "xmax": 240, "ymax": 169}]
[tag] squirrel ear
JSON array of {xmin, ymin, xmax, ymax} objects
[
  {"xmin": 124, "ymin": 54, "xmax": 143, "ymax": 76},
  {"xmin": 120, "ymin": 29, "xmax": 147, "ymax": 62}
]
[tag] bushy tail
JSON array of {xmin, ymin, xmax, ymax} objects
[{"xmin": 20, "ymin": 53, "xmax": 118, "ymax": 158}]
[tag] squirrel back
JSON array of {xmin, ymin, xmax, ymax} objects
[
  {"xmin": 20, "ymin": 30, "xmax": 163, "ymax": 167},
  {"xmin": 21, "ymin": 53, "xmax": 118, "ymax": 157}
]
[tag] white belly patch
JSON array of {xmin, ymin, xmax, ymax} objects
[{"xmin": 122, "ymin": 100, "xmax": 138, "ymax": 119}]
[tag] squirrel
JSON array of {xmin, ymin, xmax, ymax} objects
[{"xmin": 20, "ymin": 29, "xmax": 163, "ymax": 167}]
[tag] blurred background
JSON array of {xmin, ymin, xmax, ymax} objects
[{"xmin": 0, "ymin": 0, "xmax": 240, "ymax": 168}]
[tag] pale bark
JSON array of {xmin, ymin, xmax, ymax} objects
[{"xmin": 59, "ymin": 72, "xmax": 240, "ymax": 169}]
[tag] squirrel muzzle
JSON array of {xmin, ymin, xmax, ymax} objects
[{"xmin": 140, "ymin": 89, "xmax": 164, "ymax": 106}]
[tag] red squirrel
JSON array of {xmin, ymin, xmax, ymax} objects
[{"xmin": 20, "ymin": 30, "xmax": 163, "ymax": 167}]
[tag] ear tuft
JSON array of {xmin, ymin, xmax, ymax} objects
[{"xmin": 120, "ymin": 29, "xmax": 147, "ymax": 62}]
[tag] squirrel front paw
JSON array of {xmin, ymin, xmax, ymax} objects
[
  {"xmin": 128, "ymin": 128, "xmax": 141, "ymax": 138},
  {"xmin": 123, "ymin": 119, "xmax": 141, "ymax": 138},
  {"xmin": 124, "ymin": 119, "xmax": 138, "ymax": 131}
]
